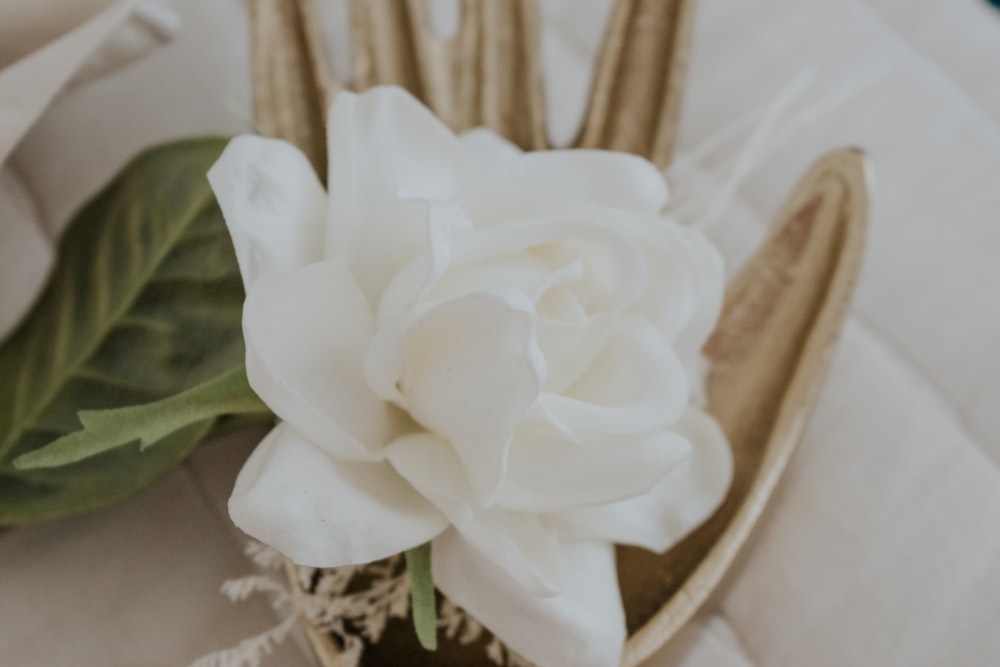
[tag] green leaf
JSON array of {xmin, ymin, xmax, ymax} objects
[
  {"xmin": 405, "ymin": 542, "xmax": 438, "ymax": 651},
  {"xmin": 0, "ymin": 138, "xmax": 262, "ymax": 526},
  {"xmin": 14, "ymin": 366, "xmax": 269, "ymax": 470}
]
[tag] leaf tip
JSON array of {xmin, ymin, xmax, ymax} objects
[
  {"xmin": 11, "ymin": 452, "xmax": 38, "ymax": 470},
  {"xmin": 11, "ymin": 433, "xmax": 80, "ymax": 470}
]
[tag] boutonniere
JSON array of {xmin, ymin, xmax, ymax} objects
[
  {"xmin": 207, "ymin": 85, "xmax": 732, "ymax": 666},
  {"xmin": 8, "ymin": 85, "xmax": 730, "ymax": 666}
]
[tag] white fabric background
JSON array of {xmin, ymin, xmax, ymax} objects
[{"xmin": 1, "ymin": 1, "xmax": 998, "ymax": 665}]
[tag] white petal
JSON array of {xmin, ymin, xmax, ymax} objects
[
  {"xmin": 458, "ymin": 149, "xmax": 668, "ymax": 226},
  {"xmin": 340, "ymin": 198, "xmax": 440, "ymax": 308},
  {"xmin": 433, "ymin": 530, "xmax": 625, "ymax": 667},
  {"xmin": 454, "ymin": 216, "xmax": 648, "ymax": 312},
  {"xmin": 541, "ymin": 317, "xmax": 689, "ymax": 436},
  {"xmin": 671, "ymin": 224, "xmax": 726, "ymax": 360},
  {"xmin": 398, "ymin": 289, "xmax": 544, "ymax": 504},
  {"xmin": 363, "ymin": 202, "xmax": 473, "ymax": 404},
  {"xmin": 458, "ymin": 127, "xmax": 522, "ymax": 174},
  {"xmin": 229, "ymin": 423, "xmax": 447, "ymax": 567},
  {"xmin": 425, "ymin": 251, "xmax": 553, "ymax": 304},
  {"xmin": 387, "ymin": 433, "xmax": 562, "ymax": 596},
  {"xmin": 556, "ymin": 407, "xmax": 733, "ymax": 552},
  {"xmin": 621, "ymin": 212, "xmax": 725, "ymax": 353},
  {"xmin": 325, "ymin": 86, "xmax": 474, "ymax": 254},
  {"xmin": 496, "ymin": 425, "xmax": 691, "ymax": 512},
  {"xmin": 208, "ymin": 135, "xmax": 326, "ymax": 288},
  {"xmin": 535, "ymin": 311, "xmax": 611, "ymax": 395},
  {"xmin": 243, "ymin": 259, "xmax": 392, "ymax": 461}
]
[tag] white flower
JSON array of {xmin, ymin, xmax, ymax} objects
[{"xmin": 208, "ymin": 86, "xmax": 732, "ymax": 667}]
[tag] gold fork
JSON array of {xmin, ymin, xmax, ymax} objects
[{"xmin": 248, "ymin": 1, "xmax": 870, "ymax": 664}]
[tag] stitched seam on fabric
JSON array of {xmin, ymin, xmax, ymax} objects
[
  {"xmin": 180, "ymin": 458, "xmax": 274, "ymax": 594},
  {"xmin": 848, "ymin": 316, "xmax": 1000, "ymax": 479},
  {"xmin": 714, "ymin": 607, "xmax": 763, "ymax": 667},
  {"xmin": 842, "ymin": 0, "xmax": 1000, "ymax": 424},
  {"xmin": 182, "ymin": 454, "xmax": 271, "ymax": 557},
  {"xmin": 181, "ymin": 460, "xmax": 318, "ymax": 664},
  {"xmin": 183, "ymin": 460, "xmax": 235, "ymax": 534},
  {"xmin": 844, "ymin": 0, "xmax": 1000, "ymax": 145},
  {"xmin": 182, "ymin": 456, "xmax": 320, "ymax": 663}
]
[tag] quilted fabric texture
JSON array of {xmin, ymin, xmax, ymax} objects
[{"xmin": 1, "ymin": 1, "xmax": 997, "ymax": 665}]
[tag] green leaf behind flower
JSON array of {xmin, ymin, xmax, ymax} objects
[
  {"xmin": 0, "ymin": 138, "xmax": 265, "ymax": 525},
  {"xmin": 14, "ymin": 366, "xmax": 269, "ymax": 470}
]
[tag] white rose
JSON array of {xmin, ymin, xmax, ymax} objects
[{"xmin": 208, "ymin": 86, "xmax": 732, "ymax": 667}]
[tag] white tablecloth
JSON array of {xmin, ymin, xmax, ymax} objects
[{"xmin": 2, "ymin": 1, "xmax": 999, "ymax": 665}]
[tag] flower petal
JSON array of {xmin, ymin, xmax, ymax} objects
[
  {"xmin": 535, "ymin": 310, "xmax": 611, "ymax": 395},
  {"xmin": 340, "ymin": 198, "xmax": 442, "ymax": 309},
  {"xmin": 208, "ymin": 135, "xmax": 326, "ymax": 288},
  {"xmin": 425, "ymin": 251, "xmax": 553, "ymax": 304},
  {"xmin": 453, "ymin": 216, "xmax": 648, "ymax": 314},
  {"xmin": 387, "ymin": 433, "xmax": 562, "ymax": 596},
  {"xmin": 458, "ymin": 127, "xmax": 522, "ymax": 174},
  {"xmin": 670, "ymin": 225, "xmax": 726, "ymax": 361},
  {"xmin": 363, "ymin": 202, "xmax": 473, "ymax": 404},
  {"xmin": 458, "ymin": 149, "xmax": 668, "ymax": 226},
  {"xmin": 229, "ymin": 423, "xmax": 447, "ymax": 567},
  {"xmin": 325, "ymin": 86, "xmax": 474, "ymax": 255},
  {"xmin": 556, "ymin": 406, "xmax": 733, "ymax": 552},
  {"xmin": 433, "ymin": 529, "xmax": 625, "ymax": 667},
  {"xmin": 540, "ymin": 317, "xmax": 689, "ymax": 436},
  {"xmin": 398, "ymin": 289, "xmax": 544, "ymax": 505},
  {"xmin": 620, "ymin": 212, "xmax": 725, "ymax": 353},
  {"xmin": 496, "ymin": 425, "xmax": 691, "ymax": 512},
  {"xmin": 244, "ymin": 258, "xmax": 392, "ymax": 460}
]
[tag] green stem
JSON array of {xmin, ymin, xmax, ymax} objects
[{"xmin": 405, "ymin": 542, "xmax": 438, "ymax": 651}]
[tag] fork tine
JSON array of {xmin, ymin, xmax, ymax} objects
[
  {"xmin": 249, "ymin": 0, "xmax": 336, "ymax": 179},
  {"xmin": 620, "ymin": 148, "xmax": 871, "ymax": 666},
  {"xmin": 454, "ymin": 0, "xmax": 547, "ymax": 150},
  {"xmin": 348, "ymin": 0, "xmax": 451, "ymax": 119},
  {"xmin": 576, "ymin": 0, "xmax": 695, "ymax": 168}
]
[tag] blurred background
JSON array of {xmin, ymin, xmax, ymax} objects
[{"xmin": 1, "ymin": 1, "xmax": 998, "ymax": 665}]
